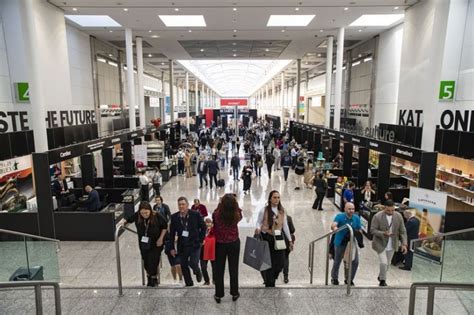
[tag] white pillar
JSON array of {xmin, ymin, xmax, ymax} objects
[
  {"xmin": 325, "ymin": 36, "xmax": 334, "ymax": 128},
  {"xmin": 296, "ymin": 59, "xmax": 301, "ymax": 122},
  {"xmin": 125, "ymin": 28, "xmax": 136, "ymax": 130},
  {"xmin": 18, "ymin": 0, "xmax": 49, "ymax": 151},
  {"xmin": 271, "ymin": 79, "xmax": 275, "ymax": 109},
  {"xmin": 265, "ymin": 84, "xmax": 269, "ymax": 110},
  {"xmin": 195, "ymin": 80, "xmax": 199, "ymax": 115},
  {"xmin": 136, "ymin": 37, "xmax": 145, "ymax": 128},
  {"xmin": 185, "ymin": 72, "xmax": 189, "ymax": 130},
  {"xmin": 169, "ymin": 60, "xmax": 174, "ymax": 122},
  {"xmin": 206, "ymin": 87, "xmax": 209, "ymax": 107},
  {"xmin": 334, "ymin": 27, "xmax": 345, "ymax": 130},
  {"xmin": 280, "ymin": 73, "xmax": 285, "ymax": 129}
]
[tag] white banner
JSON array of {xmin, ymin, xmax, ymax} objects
[
  {"xmin": 0, "ymin": 155, "xmax": 32, "ymax": 178},
  {"xmin": 409, "ymin": 187, "xmax": 448, "ymax": 262},
  {"xmin": 134, "ymin": 144, "xmax": 148, "ymax": 168}
]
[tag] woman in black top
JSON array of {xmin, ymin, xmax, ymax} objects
[
  {"xmin": 121, "ymin": 201, "xmax": 167, "ymax": 287},
  {"xmin": 241, "ymin": 162, "xmax": 253, "ymax": 195},
  {"xmin": 312, "ymin": 173, "xmax": 328, "ymax": 210}
]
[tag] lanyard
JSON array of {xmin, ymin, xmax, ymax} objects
[
  {"xmin": 180, "ymin": 214, "xmax": 189, "ymax": 230},
  {"xmin": 144, "ymin": 220, "xmax": 149, "ymax": 237}
]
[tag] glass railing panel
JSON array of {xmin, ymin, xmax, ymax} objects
[
  {"xmin": 24, "ymin": 237, "xmax": 60, "ymax": 282},
  {"xmin": 411, "ymin": 237, "xmax": 443, "ymax": 282},
  {"xmin": 441, "ymin": 229, "xmax": 474, "ymax": 283},
  {"xmin": 0, "ymin": 233, "xmax": 29, "ymax": 281}
]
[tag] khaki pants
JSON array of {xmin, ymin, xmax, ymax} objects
[{"xmin": 377, "ymin": 249, "xmax": 394, "ymax": 281}]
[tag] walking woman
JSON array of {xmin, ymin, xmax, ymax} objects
[
  {"xmin": 312, "ymin": 173, "xmax": 328, "ymax": 210},
  {"xmin": 184, "ymin": 150, "xmax": 192, "ymax": 178},
  {"xmin": 212, "ymin": 193, "xmax": 243, "ymax": 303},
  {"xmin": 120, "ymin": 201, "xmax": 167, "ymax": 287},
  {"xmin": 303, "ymin": 159, "xmax": 314, "ymax": 188},
  {"xmin": 241, "ymin": 161, "xmax": 253, "ymax": 195},
  {"xmin": 256, "ymin": 191, "xmax": 293, "ymax": 287}
]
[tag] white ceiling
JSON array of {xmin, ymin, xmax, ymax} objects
[{"xmin": 50, "ymin": 0, "xmax": 418, "ymax": 96}]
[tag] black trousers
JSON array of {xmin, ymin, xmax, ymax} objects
[
  {"xmin": 261, "ymin": 233, "xmax": 285, "ymax": 287},
  {"xmin": 404, "ymin": 249, "xmax": 414, "ymax": 269},
  {"xmin": 199, "ymin": 173, "xmax": 208, "ymax": 187},
  {"xmin": 141, "ymin": 247, "xmax": 163, "ymax": 277},
  {"xmin": 283, "ymin": 167, "xmax": 290, "ymax": 181},
  {"xmin": 200, "ymin": 259, "xmax": 215, "ymax": 283},
  {"xmin": 178, "ymin": 160, "xmax": 185, "ymax": 174},
  {"xmin": 267, "ymin": 165, "xmax": 273, "ymax": 178},
  {"xmin": 232, "ymin": 167, "xmax": 239, "ymax": 180},
  {"xmin": 153, "ymin": 183, "xmax": 161, "ymax": 196},
  {"xmin": 283, "ymin": 249, "xmax": 290, "ymax": 277},
  {"xmin": 178, "ymin": 246, "xmax": 201, "ymax": 286},
  {"xmin": 214, "ymin": 240, "xmax": 240, "ymax": 298},
  {"xmin": 313, "ymin": 192, "xmax": 325, "ymax": 210},
  {"xmin": 209, "ymin": 174, "xmax": 218, "ymax": 188}
]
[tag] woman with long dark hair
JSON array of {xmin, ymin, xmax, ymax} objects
[
  {"xmin": 212, "ymin": 193, "xmax": 243, "ymax": 303},
  {"xmin": 255, "ymin": 190, "xmax": 293, "ymax": 287},
  {"xmin": 120, "ymin": 201, "xmax": 167, "ymax": 287}
]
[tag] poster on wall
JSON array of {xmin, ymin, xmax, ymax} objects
[
  {"xmin": 409, "ymin": 187, "xmax": 448, "ymax": 263},
  {"xmin": 0, "ymin": 155, "xmax": 33, "ymax": 212},
  {"xmin": 134, "ymin": 145, "xmax": 148, "ymax": 168}
]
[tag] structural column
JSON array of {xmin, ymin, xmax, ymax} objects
[
  {"xmin": 160, "ymin": 71, "xmax": 165, "ymax": 120},
  {"xmin": 334, "ymin": 27, "xmax": 345, "ymax": 130},
  {"xmin": 325, "ymin": 36, "xmax": 334, "ymax": 128},
  {"xmin": 125, "ymin": 28, "xmax": 136, "ymax": 130},
  {"xmin": 280, "ymin": 72, "xmax": 285, "ymax": 129},
  {"xmin": 185, "ymin": 72, "xmax": 189, "ymax": 130},
  {"xmin": 136, "ymin": 37, "xmax": 145, "ymax": 128},
  {"xmin": 271, "ymin": 80, "xmax": 275, "ymax": 110},
  {"xmin": 296, "ymin": 59, "xmax": 301, "ymax": 122},
  {"xmin": 168, "ymin": 59, "xmax": 174, "ymax": 122},
  {"xmin": 195, "ymin": 79, "xmax": 199, "ymax": 115}
]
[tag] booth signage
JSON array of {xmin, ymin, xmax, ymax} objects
[
  {"xmin": 391, "ymin": 144, "xmax": 422, "ymax": 164},
  {"xmin": 368, "ymin": 139, "xmax": 391, "ymax": 154},
  {"xmin": 84, "ymin": 140, "xmax": 106, "ymax": 153},
  {"xmin": 48, "ymin": 145, "xmax": 85, "ymax": 163},
  {"xmin": 220, "ymin": 99, "xmax": 248, "ymax": 106},
  {"xmin": 439, "ymin": 81, "xmax": 455, "ymax": 101},
  {"xmin": 0, "ymin": 155, "xmax": 32, "ymax": 178}
]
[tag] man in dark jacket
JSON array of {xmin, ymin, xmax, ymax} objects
[
  {"xmin": 230, "ymin": 153, "xmax": 241, "ymax": 181},
  {"xmin": 197, "ymin": 156, "xmax": 209, "ymax": 188},
  {"xmin": 153, "ymin": 195, "xmax": 171, "ymax": 223},
  {"xmin": 281, "ymin": 152, "xmax": 292, "ymax": 182},
  {"xmin": 400, "ymin": 210, "xmax": 420, "ymax": 271},
  {"xmin": 312, "ymin": 173, "xmax": 327, "ymax": 210},
  {"xmin": 265, "ymin": 151, "xmax": 275, "ymax": 179},
  {"xmin": 207, "ymin": 156, "xmax": 219, "ymax": 189},
  {"xmin": 169, "ymin": 197, "xmax": 206, "ymax": 287},
  {"xmin": 78, "ymin": 185, "xmax": 101, "ymax": 212}
]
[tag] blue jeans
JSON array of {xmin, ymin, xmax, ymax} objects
[{"xmin": 331, "ymin": 245, "xmax": 359, "ymax": 282}]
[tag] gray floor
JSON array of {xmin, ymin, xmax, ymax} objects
[
  {"xmin": 0, "ymin": 286, "xmax": 472, "ymax": 315},
  {"xmin": 55, "ymin": 153, "xmax": 414, "ymax": 288}
]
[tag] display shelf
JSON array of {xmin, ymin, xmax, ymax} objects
[
  {"xmin": 402, "ymin": 176, "xmax": 417, "ymax": 184},
  {"xmin": 462, "ymin": 200, "xmax": 474, "ymax": 206},
  {"xmin": 437, "ymin": 168, "xmax": 473, "ymax": 180},
  {"xmin": 436, "ymin": 178, "xmax": 465, "ymax": 190}
]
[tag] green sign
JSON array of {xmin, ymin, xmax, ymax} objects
[
  {"xmin": 15, "ymin": 82, "xmax": 29, "ymax": 102},
  {"xmin": 439, "ymin": 80, "xmax": 455, "ymax": 101}
]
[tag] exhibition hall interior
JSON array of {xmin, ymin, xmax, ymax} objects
[{"xmin": 0, "ymin": 0, "xmax": 473, "ymax": 314}]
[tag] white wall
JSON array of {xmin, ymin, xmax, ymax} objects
[
  {"xmin": 0, "ymin": 17, "xmax": 13, "ymax": 106},
  {"xmin": 373, "ymin": 23, "xmax": 404, "ymax": 127}
]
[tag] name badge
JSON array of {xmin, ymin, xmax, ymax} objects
[
  {"xmin": 274, "ymin": 229, "xmax": 282, "ymax": 236},
  {"xmin": 182, "ymin": 230, "xmax": 189, "ymax": 237},
  {"xmin": 141, "ymin": 236, "xmax": 149, "ymax": 243}
]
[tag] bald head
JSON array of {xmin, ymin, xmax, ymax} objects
[{"xmin": 344, "ymin": 202, "xmax": 355, "ymax": 217}]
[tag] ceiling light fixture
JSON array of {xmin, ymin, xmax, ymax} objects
[
  {"xmin": 123, "ymin": 8, "xmax": 128, "ymax": 12},
  {"xmin": 148, "ymin": 30, "xmax": 152, "ymax": 33},
  {"xmin": 265, "ymin": 48, "xmax": 269, "ymax": 52},
  {"xmin": 364, "ymin": 57, "xmax": 372, "ymax": 62},
  {"xmin": 151, "ymin": 35, "xmax": 160, "ymax": 38},
  {"xmin": 233, "ymin": 7, "xmax": 237, "ymax": 11},
  {"xmin": 161, "ymin": 62, "xmax": 165, "ymax": 65},
  {"xmin": 232, "ymin": 42, "xmax": 237, "ymax": 45},
  {"xmin": 65, "ymin": 15, "xmax": 122, "ymax": 27},
  {"xmin": 233, "ymin": 29, "xmax": 237, "ymax": 33},
  {"xmin": 394, "ymin": 6, "xmax": 399, "ymax": 10},
  {"xmin": 159, "ymin": 15, "xmax": 207, "ymax": 27},
  {"xmin": 294, "ymin": 7, "xmax": 300, "ymax": 11},
  {"xmin": 267, "ymin": 15, "xmax": 315, "ymax": 27},
  {"xmin": 320, "ymin": 29, "xmax": 324, "ymax": 32},
  {"xmin": 200, "ymin": 48, "xmax": 204, "ymax": 52},
  {"xmin": 233, "ymin": 54, "xmax": 237, "ymax": 57},
  {"xmin": 109, "ymin": 30, "xmax": 114, "ymax": 33},
  {"xmin": 358, "ymin": 29, "xmax": 362, "ymax": 32},
  {"xmin": 108, "ymin": 54, "xmax": 113, "ymax": 57},
  {"xmin": 281, "ymin": 29, "xmax": 285, "ymax": 32},
  {"xmin": 72, "ymin": 7, "xmax": 78, "ymax": 11},
  {"xmin": 188, "ymin": 29, "xmax": 192, "ymax": 32},
  {"xmin": 317, "ymin": 53, "xmax": 321, "ymax": 57},
  {"xmin": 344, "ymin": 7, "xmax": 349, "ymax": 11},
  {"xmin": 148, "ymin": 54, "xmax": 153, "ymax": 57},
  {"xmin": 174, "ymin": 8, "xmax": 179, "ymax": 12},
  {"xmin": 350, "ymin": 14, "xmax": 404, "ymax": 26}
]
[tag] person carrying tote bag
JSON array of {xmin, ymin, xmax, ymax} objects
[{"xmin": 255, "ymin": 190, "xmax": 293, "ymax": 287}]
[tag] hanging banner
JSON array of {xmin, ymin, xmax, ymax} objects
[
  {"xmin": 409, "ymin": 187, "xmax": 448, "ymax": 263},
  {"xmin": 134, "ymin": 144, "xmax": 148, "ymax": 168}
]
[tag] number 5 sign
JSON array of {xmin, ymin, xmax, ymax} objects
[{"xmin": 439, "ymin": 81, "xmax": 455, "ymax": 101}]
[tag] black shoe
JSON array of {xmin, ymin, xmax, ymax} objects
[
  {"xmin": 146, "ymin": 276, "xmax": 153, "ymax": 287},
  {"xmin": 151, "ymin": 277, "xmax": 158, "ymax": 287},
  {"xmin": 199, "ymin": 186, "xmax": 203, "ymax": 189},
  {"xmin": 232, "ymin": 294, "xmax": 240, "ymax": 302},
  {"xmin": 196, "ymin": 271, "xmax": 203, "ymax": 283},
  {"xmin": 344, "ymin": 280, "xmax": 355, "ymax": 286},
  {"xmin": 284, "ymin": 275, "xmax": 289, "ymax": 284},
  {"xmin": 185, "ymin": 283, "xmax": 194, "ymax": 287},
  {"xmin": 379, "ymin": 280, "xmax": 387, "ymax": 287},
  {"xmin": 214, "ymin": 296, "xmax": 221, "ymax": 304},
  {"xmin": 331, "ymin": 279, "xmax": 339, "ymax": 285},
  {"xmin": 318, "ymin": 209, "xmax": 323, "ymax": 211},
  {"xmin": 399, "ymin": 266, "xmax": 411, "ymax": 271}
]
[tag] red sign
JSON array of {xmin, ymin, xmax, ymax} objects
[
  {"xmin": 220, "ymin": 99, "xmax": 248, "ymax": 106},
  {"xmin": 299, "ymin": 96, "xmax": 305, "ymax": 101}
]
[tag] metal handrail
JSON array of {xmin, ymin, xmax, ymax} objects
[
  {"xmin": 115, "ymin": 224, "xmax": 146, "ymax": 296},
  {"xmin": 0, "ymin": 281, "xmax": 61, "ymax": 315},
  {"xmin": 0, "ymin": 228, "xmax": 60, "ymax": 244},
  {"xmin": 308, "ymin": 223, "xmax": 354, "ymax": 296},
  {"xmin": 410, "ymin": 227, "xmax": 474, "ymax": 250},
  {"xmin": 408, "ymin": 282, "xmax": 474, "ymax": 315}
]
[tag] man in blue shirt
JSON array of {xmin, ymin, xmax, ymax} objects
[
  {"xmin": 343, "ymin": 182, "xmax": 355, "ymax": 206},
  {"xmin": 330, "ymin": 202, "xmax": 361, "ymax": 285},
  {"xmin": 78, "ymin": 185, "xmax": 101, "ymax": 212}
]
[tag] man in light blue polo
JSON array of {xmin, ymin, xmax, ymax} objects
[{"xmin": 330, "ymin": 202, "xmax": 361, "ymax": 286}]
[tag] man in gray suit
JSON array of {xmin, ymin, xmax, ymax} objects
[{"xmin": 370, "ymin": 199, "xmax": 408, "ymax": 286}]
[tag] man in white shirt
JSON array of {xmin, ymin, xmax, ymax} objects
[
  {"xmin": 273, "ymin": 147, "xmax": 281, "ymax": 171},
  {"xmin": 370, "ymin": 199, "xmax": 408, "ymax": 286}
]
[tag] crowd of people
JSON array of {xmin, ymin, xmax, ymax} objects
[{"xmin": 118, "ymin": 118, "xmax": 414, "ymax": 303}]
